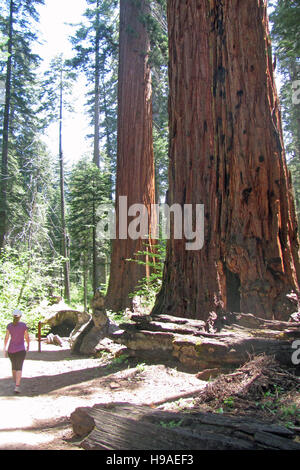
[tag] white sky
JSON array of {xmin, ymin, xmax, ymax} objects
[{"xmin": 35, "ymin": 0, "xmax": 93, "ymax": 168}]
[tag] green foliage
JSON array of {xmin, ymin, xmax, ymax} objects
[
  {"xmin": 269, "ymin": 0, "xmax": 300, "ymax": 220},
  {"xmin": 136, "ymin": 362, "xmax": 146, "ymax": 372},
  {"xmin": 107, "ymin": 310, "xmax": 129, "ymax": 325},
  {"xmin": 69, "ymin": 282, "xmax": 94, "ymax": 311},
  {"xmin": 280, "ymin": 404, "xmax": 300, "ymax": 420},
  {"xmin": 254, "ymin": 384, "xmax": 300, "ymax": 426},
  {"xmin": 38, "ymin": 54, "xmax": 76, "ymax": 126},
  {"xmin": 0, "ymin": 31, "xmax": 8, "ymax": 61},
  {"xmin": 0, "ymin": 247, "xmax": 63, "ymax": 336},
  {"xmin": 270, "ymin": 1, "xmax": 300, "ymax": 59},
  {"xmin": 223, "ymin": 396, "xmax": 235, "ymax": 408},
  {"xmin": 67, "ymin": 158, "xmax": 111, "ymax": 304},
  {"xmin": 128, "ymin": 240, "xmax": 166, "ymax": 310},
  {"xmin": 160, "ymin": 419, "xmax": 183, "ymax": 429},
  {"xmin": 141, "ymin": 0, "xmax": 168, "ymax": 69},
  {"xmin": 106, "ymin": 353, "xmax": 130, "ymax": 369},
  {"xmin": 153, "ymin": 125, "xmax": 169, "ymax": 201},
  {"xmin": 146, "ymin": 1, "xmax": 169, "ymax": 202},
  {"xmin": 68, "ymin": 158, "xmax": 111, "ymax": 264},
  {"xmin": 67, "ymin": 0, "xmax": 118, "ymax": 172},
  {"xmin": 0, "ymin": 0, "xmax": 53, "ymax": 248}
]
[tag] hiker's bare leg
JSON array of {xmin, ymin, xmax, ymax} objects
[{"xmin": 15, "ymin": 371, "xmax": 22, "ymax": 387}]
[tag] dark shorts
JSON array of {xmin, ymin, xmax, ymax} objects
[{"xmin": 8, "ymin": 350, "xmax": 26, "ymax": 371}]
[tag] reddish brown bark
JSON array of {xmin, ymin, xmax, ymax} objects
[
  {"xmin": 105, "ymin": 0, "xmax": 156, "ymax": 312},
  {"xmin": 153, "ymin": 0, "xmax": 300, "ymax": 320}
]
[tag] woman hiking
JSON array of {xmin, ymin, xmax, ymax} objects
[{"xmin": 3, "ymin": 309, "xmax": 30, "ymax": 394}]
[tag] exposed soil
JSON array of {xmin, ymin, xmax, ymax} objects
[{"xmin": 0, "ymin": 339, "xmax": 206, "ymax": 450}]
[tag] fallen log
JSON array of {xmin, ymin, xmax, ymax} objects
[
  {"xmin": 70, "ymin": 402, "xmax": 300, "ymax": 450},
  {"xmin": 110, "ymin": 312, "xmax": 300, "ymax": 371},
  {"xmin": 39, "ymin": 300, "xmax": 91, "ymax": 337},
  {"xmin": 205, "ymin": 311, "xmax": 300, "ymax": 334}
]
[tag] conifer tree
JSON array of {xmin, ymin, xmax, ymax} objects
[
  {"xmin": 0, "ymin": 0, "xmax": 44, "ymax": 249},
  {"xmin": 68, "ymin": 0, "xmax": 118, "ymax": 292},
  {"xmin": 39, "ymin": 55, "xmax": 76, "ymax": 302},
  {"xmin": 270, "ymin": 0, "xmax": 300, "ymax": 221},
  {"xmin": 68, "ymin": 159, "xmax": 111, "ymax": 306}
]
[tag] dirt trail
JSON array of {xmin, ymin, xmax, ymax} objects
[{"xmin": 0, "ymin": 340, "xmax": 205, "ymax": 450}]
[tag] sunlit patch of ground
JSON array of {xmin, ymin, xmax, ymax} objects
[{"xmin": 0, "ymin": 340, "xmax": 205, "ymax": 450}]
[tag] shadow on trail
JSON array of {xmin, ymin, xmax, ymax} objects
[
  {"xmin": 0, "ymin": 361, "xmax": 139, "ymax": 397},
  {"xmin": 25, "ymin": 348, "xmax": 85, "ymax": 362}
]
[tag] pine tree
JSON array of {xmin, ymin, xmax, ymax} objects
[
  {"xmin": 68, "ymin": 0, "xmax": 118, "ymax": 171},
  {"xmin": 39, "ymin": 54, "xmax": 76, "ymax": 302},
  {"xmin": 0, "ymin": 0, "xmax": 45, "ymax": 249},
  {"xmin": 68, "ymin": 159, "xmax": 111, "ymax": 307},
  {"xmin": 68, "ymin": 0, "xmax": 118, "ymax": 292},
  {"xmin": 270, "ymin": 0, "xmax": 300, "ymax": 222}
]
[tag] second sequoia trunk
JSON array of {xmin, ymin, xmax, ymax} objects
[
  {"xmin": 105, "ymin": 0, "xmax": 156, "ymax": 312},
  {"xmin": 153, "ymin": 0, "xmax": 300, "ymax": 320}
]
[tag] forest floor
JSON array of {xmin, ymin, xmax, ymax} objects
[
  {"xmin": 0, "ymin": 339, "xmax": 206, "ymax": 450},
  {"xmin": 0, "ymin": 339, "xmax": 299, "ymax": 450}
]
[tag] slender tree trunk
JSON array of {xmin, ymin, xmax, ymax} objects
[
  {"xmin": 83, "ymin": 254, "xmax": 88, "ymax": 312},
  {"xmin": 153, "ymin": 0, "xmax": 300, "ymax": 321},
  {"xmin": 105, "ymin": 0, "xmax": 156, "ymax": 312},
  {"xmin": 0, "ymin": 0, "xmax": 14, "ymax": 250},
  {"xmin": 17, "ymin": 189, "xmax": 37, "ymax": 306},
  {"xmin": 92, "ymin": 198, "xmax": 98, "ymax": 294},
  {"xmin": 93, "ymin": 0, "xmax": 101, "ymax": 168},
  {"xmin": 59, "ymin": 68, "xmax": 71, "ymax": 303},
  {"xmin": 91, "ymin": 0, "xmax": 107, "ymax": 293},
  {"xmin": 101, "ymin": 71, "xmax": 114, "ymax": 199}
]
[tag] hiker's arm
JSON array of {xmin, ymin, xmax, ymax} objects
[
  {"xmin": 3, "ymin": 330, "xmax": 10, "ymax": 357},
  {"xmin": 25, "ymin": 329, "xmax": 30, "ymax": 351}
]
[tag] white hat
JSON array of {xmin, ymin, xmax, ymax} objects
[{"xmin": 13, "ymin": 309, "xmax": 23, "ymax": 317}]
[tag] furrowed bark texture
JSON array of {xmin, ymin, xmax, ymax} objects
[
  {"xmin": 105, "ymin": 0, "xmax": 156, "ymax": 311},
  {"xmin": 153, "ymin": 0, "xmax": 300, "ymax": 320}
]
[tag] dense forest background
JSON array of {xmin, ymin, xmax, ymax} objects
[{"xmin": 0, "ymin": 0, "xmax": 299, "ymax": 334}]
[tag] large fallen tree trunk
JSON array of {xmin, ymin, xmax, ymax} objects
[
  {"xmin": 70, "ymin": 402, "xmax": 300, "ymax": 450},
  {"xmin": 38, "ymin": 300, "xmax": 91, "ymax": 337},
  {"xmin": 110, "ymin": 312, "xmax": 300, "ymax": 371}
]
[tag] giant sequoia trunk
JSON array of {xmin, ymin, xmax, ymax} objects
[
  {"xmin": 153, "ymin": 0, "xmax": 300, "ymax": 321},
  {"xmin": 105, "ymin": 0, "xmax": 156, "ymax": 311}
]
